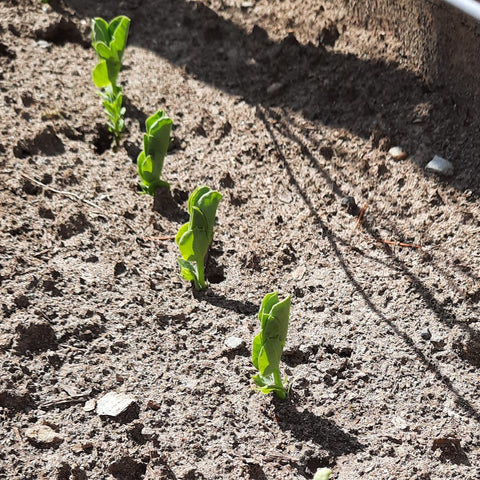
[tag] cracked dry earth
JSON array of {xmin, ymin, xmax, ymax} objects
[{"xmin": 1, "ymin": 0, "xmax": 480, "ymax": 479}]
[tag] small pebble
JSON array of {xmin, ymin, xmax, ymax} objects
[
  {"xmin": 140, "ymin": 427, "xmax": 157, "ymax": 440},
  {"xmin": 341, "ymin": 196, "xmax": 358, "ymax": 215},
  {"xmin": 425, "ymin": 155, "xmax": 454, "ymax": 176},
  {"xmin": 267, "ymin": 82, "xmax": 283, "ymax": 96},
  {"xmin": 224, "ymin": 336, "xmax": 245, "ymax": 350},
  {"xmin": 388, "ymin": 146, "xmax": 407, "ymax": 160},
  {"xmin": 421, "ymin": 328, "xmax": 432, "ymax": 341},
  {"xmin": 35, "ymin": 40, "xmax": 51, "ymax": 49},
  {"xmin": 278, "ymin": 189, "xmax": 292, "ymax": 204},
  {"xmin": 83, "ymin": 399, "xmax": 96, "ymax": 412}
]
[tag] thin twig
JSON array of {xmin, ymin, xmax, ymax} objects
[
  {"xmin": 39, "ymin": 394, "xmax": 91, "ymax": 409},
  {"xmin": 354, "ymin": 204, "xmax": 367, "ymax": 230},
  {"xmin": 13, "ymin": 427, "xmax": 23, "ymax": 444},
  {"xmin": 18, "ymin": 172, "xmax": 103, "ymax": 212},
  {"xmin": 378, "ymin": 239, "xmax": 422, "ymax": 249},
  {"xmin": 144, "ymin": 235, "xmax": 176, "ymax": 241}
]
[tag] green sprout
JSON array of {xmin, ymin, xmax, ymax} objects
[
  {"xmin": 252, "ymin": 292, "xmax": 291, "ymax": 399},
  {"xmin": 314, "ymin": 468, "xmax": 332, "ymax": 480},
  {"xmin": 176, "ymin": 186, "xmax": 222, "ymax": 290},
  {"xmin": 91, "ymin": 16, "xmax": 130, "ymax": 148},
  {"xmin": 137, "ymin": 109, "xmax": 173, "ymax": 195}
]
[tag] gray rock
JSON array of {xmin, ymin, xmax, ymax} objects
[{"xmin": 425, "ymin": 155, "xmax": 454, "ymax": 176}]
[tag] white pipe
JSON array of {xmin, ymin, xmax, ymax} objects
[{"xmin": 441, "ymin": 0, "xmax": 480, "ymax": 20}]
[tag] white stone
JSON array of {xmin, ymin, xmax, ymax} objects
[
  {"xmin": 25, "ymin": 425, "xmax": 63, "ymax": 446},
  {"xmin": 425, "ymin": 155, "xmax": 454, "ymax": 176},
  {"xmin": 388, "ymin": 146, "xmax": 407, "ymax": 160},
  {"xmin": 96, "ymin": 392, "xmax": 136, "ymax": 417},
  {"xmin": 224, "ymin": 336, "xmax": 245, "ymax": 350},
  {"xmin": 83, "ymin": 399, "xmax": 96, "ymax": 412}
]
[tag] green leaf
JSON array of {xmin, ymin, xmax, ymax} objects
[
  {"xmin": 91, "ymin": 17, "xmax": 109, "ymax": 46},
  {"xmin": 264, "ymin": 296, "xmax": 290, "ymax": 343},
  {"xmin": 177, "ymin": 258, "xmax": 196, "ymax": 282},
  {"xmin": 188, "ymin": 186, "xmax": 210, "ymax": 216},
  {"xmin": 92, "ymin": 60, "xmax": 110, "ymax": 88},
  {"xmin": 175, "ymin": 222, "xmax": 189, "ymax": 247},
  {"xmin": 197, "ymin": 190, "xmax": 223, "ymax": 237},
  {"xmin": 252, "ymin": 331, "xmax": 263, "ymax": 370},
  {"xmin": 314, "ymin": 468, "xmax": 332, "ymax": 480},
  {"xmin": 145, "ymin": 109, "xmax": 167, "ymax": 132},
  {"xmin": 258, "ymin": 292, "xmax": 279, "ymax": 327},
  {"xmin": 252, "ymin": 373, "xmax": 287, "ymax": 399},
  {"xmin": 137, "ymin": 153, "xmax": 156, "ymax": 185},
  {"xmin": 108, "ymin": 16, "xmax": 130, "ymax": 61},
  {"xmin": 137, "ymin": 110, "xmax": 172, "ymax": 195},
  {"xmin": 93, "ymin": 41, "xmax": 112, "ymax": 60},
  {"xmin": 177, "ymin": 227, "xmax": 196, "ymax": 262},
  {"xmin": 147, "ymin": 117, "xmax": 172, "ymax": 172},
  {"xmin": 91, "ymin": 16, "xmax": 130, "ymax": 95}
]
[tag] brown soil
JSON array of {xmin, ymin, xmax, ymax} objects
[{"xmin": 1, "ymin": 1, "xmax": 480, "ymax": 479}]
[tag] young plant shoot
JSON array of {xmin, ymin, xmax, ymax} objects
[
  {"xmin": 252, "ymin": 292, "xmax": 291, "ymax": 399},
  {"xmin": 137, "ymin": 109, "xmax": 173, "ymax": 195},
  {"xmin": 91, "ymin": 16, "xmax": 130, "ymax": 147},
  {"xmin": 176, "ymin": 186, "xmax": 222, "ymax": 290},
  {"xmin": 314, "ymin": 468, "xmax": 332, "ymax": 480}
]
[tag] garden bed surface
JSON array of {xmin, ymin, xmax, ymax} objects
[{"xmin": 1, "ymin": 1, "xmax": 480, "ymax": 479}]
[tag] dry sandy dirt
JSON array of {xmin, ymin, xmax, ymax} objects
[{"xmin": 1, "ymin": 0, "xmax": 480, "ymax": 479}]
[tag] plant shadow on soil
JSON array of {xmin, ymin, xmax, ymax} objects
[
  {"xmin": 257, "ymin": 106, "xmax": 480, "ymax": 433},
  {"xmin": 44, "ymin": 0, "xmax": 480, "ymax": 466},
  {"xmin": 273, "ymin": 392, "xmax": 363, "ymax": 476},
  {"xmin": 61, "ymin": 0, "xmax": 480, "ymax": 430},
  {"xmin": 62, "ymin": 0, "xmax": 479, "ymax": 195},
  {"xmin": 194, "ymin": 289, "xmax": 258, "ymax": 315}
]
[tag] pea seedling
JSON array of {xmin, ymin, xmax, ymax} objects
[
  {"xmin": 137, "ymin": 109, "xmax": 173, "ymax": 195},
  {"xmin": 91, "ymin": 16, "xmax": 130, "ymax": 147},
  {"xmin": 176, "ymin": 186, "xmax": 222, "ymax": 290},
  {"xmin": 314, "ymin": 468, "xmax": 332, "ymax": 480},
  {"xmin": 252, "ymin": 292, "xmax": 291, "ymax": 399}
]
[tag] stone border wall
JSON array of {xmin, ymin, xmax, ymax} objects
[{"xmin": 343, "ymin": 0, "xmax": 480, "ymax": 107}]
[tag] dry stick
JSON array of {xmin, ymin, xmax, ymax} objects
[
  {"xmin": 354, "ymin": 203, "xmax": 367, "ymax": 230},
  {"xmin": 353, "ymin": 203, "xmax": 421, "ymax": 249},
  {"xmin": 378, "ymin": 239, "xmax": 422, "ymax": 249},
  {"xmin": 18, "ymin": 172, "xmax": 103, "ymax": 212},
  {"xmin": 144, "ymin": 235, "xmax": 176, "ymax": 241}
]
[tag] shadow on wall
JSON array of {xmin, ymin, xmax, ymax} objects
[
  {"xmin": 62, "ymin": 0, "xmax": 479, "ymax": 195},
  {"xmin": 343, "ymin": 0, "xmax": 480, "ymax": 108}
]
